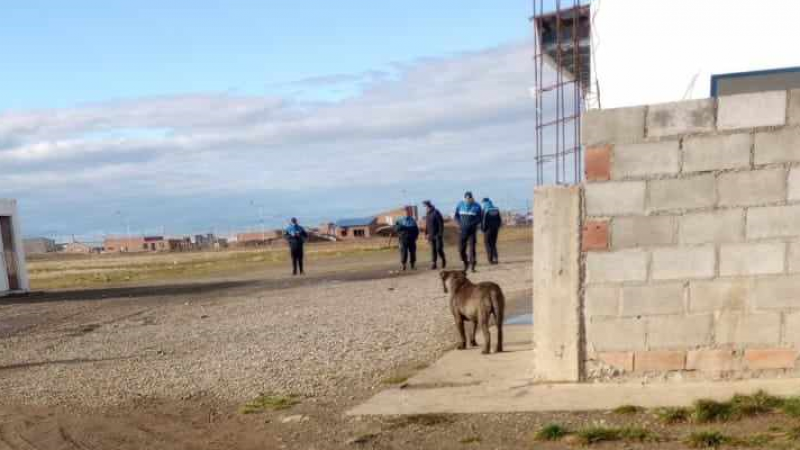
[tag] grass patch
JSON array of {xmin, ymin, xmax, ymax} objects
[
  {"xmin": 459, "ymin": 436, "xmax": 481, "ymax": 444},
  {"xmin": 575, "ymin": 427, "xmax": 623, "ymax": 445},
  {"xmin": 239, "ymin": 393, "xmax": 299, "ymax": 414},
  {"xmin": 732, "ymin": 433, "xmax": 775, "ymax": 447},
  {"xmin": 655, "ymin": 406, "xmax": 691, "ymax": 424},
  {"xmin": 613, "ymin": 404, "xmax": 644, "ymax": 415},
  {"xmin": 731, "ymin": 390, "xmax": 782, "ymax": 417},
  {"xmin": 787, "ymin": 426, "xmax": 800, "ymax": 442},
  {"xmin": 686, "ymin": 431, "xmax": 728, "ymax": 448},
  {"xmin": 692, "ymin": 399, "xmax": 735, "ymax": 423},
  {"xmin": 381, "ymin": 375, "xmax": 410, "ymax": 385},
  {"xmin": 535, "ymin": 423, "xmax": 569, "ymax": 441},
  {"xmin": 779, "ymin": 397, "xmax": 800, "ymax": 417}
]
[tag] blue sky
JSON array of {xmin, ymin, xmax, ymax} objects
[{"xmin": 1, "ymin": 1, "xmax": 553, "ymax": 239}]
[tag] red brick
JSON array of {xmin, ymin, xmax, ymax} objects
[
  {"xmin": 634, "ymin": 350, "xmax": 686, "ymax": 372},
  {"xmin": 582, "ymin": 221, "xmax": 609, "ymax": 252},
  {"xmin": 585, "ymin": 145, "xmax": 612, "ymax": 181},
  {"xmin": 686, "ymin": 349, "xmax": 737, "ymax": 372},
  {"xmin": 597, "ymin": 352, "xmax": 634, "ymax": 372},
  {"xmin": 744, "ymin": 349, "xmax": 798, "ymax": 370}
]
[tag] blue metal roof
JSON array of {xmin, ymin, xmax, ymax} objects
[{"xmin": 335, "ymin": 217, "xmax": 375, "ymax": 228}]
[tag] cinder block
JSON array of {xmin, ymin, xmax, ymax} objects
[
  {"xmin": 747, "ymin": 205, "xmax": 800, "ymax": 240},
  {"xmin": 755, "ymin": 126, "xmax": 800, "ymax": 165},
  {"xmin": 718, "ymin": 168, "xmax": 785, "ymax": 207},
  {"xmin": 582, "ymin": 221, "xmax": 609, "ymax": 252},
  {"xmin": 787, "ymin": 167, "xmax": 800, "ymax": 202},
  {"xmin": 679, "ymin": 209, "xmax": 744, "ymax": 245},
  {"xmin": 647, "ymin": 314, "xmax": 713, "ymax": 349},
  {"xmin": 648, "ymin": 174, "xmax": 715, "ymax": 212},
  {"xmin": 646, "ymin": 98, "xmax": 715, "ymax": 138},
  {"xmin": 752, "ymin": 275, "xmax": 800, "ymax": 310},
  {"xmin": 715, "ymin": 312, "xmax": 781, "ymax": 345},
  {"xmin": 586, "ymin": 285, "xmax": 619, "ymax": 317},
  {"xmin": 689, "ymin": 279, "xmax": 750, "ymax": 313},
  {"xmin": 790, "ymin": 89, "xmax": 800, "ymax": 126},
  {"xmin": 744, "ymin": 349, "xmax": 798, "ymax": 370},
  {"xmin": 585, "ymin": 145, "xmax": 612, "ymax": 181},
  {"xmin": 620, "ymin": 283, "xmax": 685, "ymax": 317},
  {"xmin": 611, "ymin": 216, "xmax": 675, "ymax": 249},
  {"xmin": 783, "ymin": 312, "xmax": 800, "ymax": 346},
  {"xmin": 719, "ymin": 242, "xmax": 785, "ymax": 277},
  {"xmin": 651, "ymin": 246, "xmax": 715, "ymax": 280},
  {"xmin": 588, "ymin": 317, "xmax": 646, "ymax": 351},
  {"xmin": 717, "ymin": 91, "xmax": 787, "ymax": 130},
  {"xmin": 597, "ymin": 352, "xmax": 634, "ymax": 372},
  {"xmin": 586, "ymin": 249, "xmax": 648, "ymax": 284},
  {"xmin": 686, "ymin": 349, "xmax": 737, "ymax": 372},
  {"xmin": 634, "ymin": 350, "xmax": 686, "ymax": 372},
  {"xmin": 585, "ymin": 181, "xmax": 646, "ymax": 216},
  {"xmin": 611, "ymin": 141, "xmax": 680, "ymax": 179},
  {"xmin": 683, "ymin": 133, "xmax": 752, "ymax": 173},
  {"xmin": 582, "ymin": 106, "xmax": 646, "ymax": 146},
  {"xmin": 789, "ymin": 243, "xmax": 800, "ymax": 273}
]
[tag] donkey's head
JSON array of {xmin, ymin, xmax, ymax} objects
[{"xmin": 439, "ymin": 270, "xmax": 468, "ymax": 294}]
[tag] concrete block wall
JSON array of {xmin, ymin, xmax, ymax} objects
[{"xmin": 580, "ymin": 90, "xmax": 800, "ymax": 379}]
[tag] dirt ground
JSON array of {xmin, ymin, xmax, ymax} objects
[{"xmin": 3, "ymin": 230, "xmax": 793, "ymax": 449}]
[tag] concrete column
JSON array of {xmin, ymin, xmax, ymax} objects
[{"xmin": 533, "ymin": 185, "xmax": 582, "ymax": 382}]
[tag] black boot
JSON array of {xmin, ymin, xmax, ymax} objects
[
  {"xmin": 471, "ymin": 262, "xmax": 477, "ymax": 273},
  {"xmin": 430, "ymin": 263, "xmax": 437, "ymax": 270},
  {"xmin": 402, "ymin": 264, "xmax": 407, "ymax": 271}
]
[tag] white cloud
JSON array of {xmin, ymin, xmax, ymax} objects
[{"xmin": 1, "ymin": 42, "xmax": 544, "ymax": 234}]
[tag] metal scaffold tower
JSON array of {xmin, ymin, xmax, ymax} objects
[{"xmin": 531, "ymin": 0, "xmax": 593, "ymax": 186}]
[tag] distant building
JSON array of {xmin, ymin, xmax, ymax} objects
[
  {"xmin": 1, "ymin": 199, "xmax": 30, "ymax": 295},
  {"xmin": 103, "ymin": 235, "xmax": 189, "ymax": 253},
  {"xmin": 236, "ymin": 230, "xmax": 283, "ymax": 246},
  {"xmin": 23, "ymin": 237, "xmax": 57, "ymax": 255},
  {"xmin": 64, "ymin": 241, "xmax": 101, "ymax": 254},
  {"xmin": 334, "ymin": 217, "xmax": 378, "ymax": 239},
  {"xmin": 195, "ymin": 233, "xmax": 229, "ymax": 250}
]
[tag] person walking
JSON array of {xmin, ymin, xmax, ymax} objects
[
  {"xmin": 422, "ymin": 200, "xmax": 446, "ymax": 270},
  {"xmin": 394, "ymin": 207, "xmax": 420, "ymax": 271},
  {"xmin": 454, "ymin": 191, "xmax": 482, "ymax": 272},
  {"xmin": 284, "ymin": 217, "xmax": 308, "ymax": 275},
  {"xmin": 481, "ymin": 197, "xmax": 502, "ymax": 265}
]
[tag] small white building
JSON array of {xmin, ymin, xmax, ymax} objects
[{"xmin": 0, "ymin": 199, "xmax": 30, "ymax": 296}]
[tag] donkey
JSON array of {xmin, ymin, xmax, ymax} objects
[{"xmin": 439, "ymin": 270, "xmax": 505, "ymax": 354}]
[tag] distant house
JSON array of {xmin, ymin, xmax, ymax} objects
[
  {"xmin": 103, "ymin": 235, "xmax": 177, "ymax": 253},
  {"xmin": 334, "ymin": 217, "xmax": 378, "ymax": 239},
  {"xmin": 236, "ymin": 230, "xmax": 283, "ymax": 247},
  {"xmin": 64, "ymin": 241, "xmax": 101, "ymax": 254},
  {"xmin": 23, "ymin": 237, "xmax": 57, "ymax": 255},
  {"xmin": 375, "ymin": 205, "xmax": 418, "ymax": 226}
]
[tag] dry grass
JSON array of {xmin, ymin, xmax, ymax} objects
[{"xmin": 27, "ymin": 226, "xmax": 533, "ymax": 290}]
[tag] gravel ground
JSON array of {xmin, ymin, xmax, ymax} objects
[{"xmin": 0, "ymin": 256, "xmax": 531, "ymax": 409}]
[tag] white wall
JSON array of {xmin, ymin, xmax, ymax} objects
[
  {"xmin": 591, "ymin": 0, "xmax": 800, "ymax": 109},
  {"xmin": 0, "ymin": 199, "xmax": 30, "ymax": 294}
]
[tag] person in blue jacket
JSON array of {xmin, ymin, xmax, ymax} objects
[
  {"xmin": 394, "ymin": 207, "xmax": 420, "ymax": 271},
  {"xmin": 454, "ymin": 191, "xmax": 482, "ymax": 272},
  {"xmin": 284, "ymin": 217, "xmax": 308, "ymax": 275},
  {"xmin": 481, "ymin": 197, "xmax": 503, "ymax": 265}
]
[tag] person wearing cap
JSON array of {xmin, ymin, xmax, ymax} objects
[
  {"xmin": 454, "ymin": 191, "xmax": 482, "ymax": 272},
  {"xmin": 284, "ymin": 217, "xmax": 308, "ymax": 275},
  {"xmin": 481, "ymin": 197, "xmax": 503, "ymax": 265},
  {"xmin": 423, "ymin": 200, "xmax": 446, "ymax": 269},
  {"xmin": 394, "ymin": 206, "xmax": 420, "ymax": 270}
]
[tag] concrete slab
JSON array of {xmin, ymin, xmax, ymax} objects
[{"xmin": 349, "ymin": 325, "xmax": 800, "ymax": 416}]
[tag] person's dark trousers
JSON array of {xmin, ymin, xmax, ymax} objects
[
  {"xmin": 459, "ymin": 228, "xmax": 477, "ymax": 270},
  {"xmin": 429, "ymin": 235, "xmax": 446, "ymax": 268},
  {"xmin": 484, "ymin": 227, "xmax": 499, "ymax": 264},
  {"xmin": 400, "ymin": 239, "xmax": 417, "ymax": 269},
  {"xmin": 290, "ymin": 243, "xmax": 304, "ymax": 275}
]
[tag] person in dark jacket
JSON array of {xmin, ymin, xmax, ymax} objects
[
  {"xmin": 481, "ymin": 198, "xmax": 502, "ymax": 265},
  {"xmin": 454, "ymin": 191, "xmax": 482, "ymax": 272},
  {"xmin": 422, "ymin": 200, "xmax": 446, "ymax": 270},
  {"xmin": 284, "ymin": 217, "xmax": 308, "ymax": 275},
  {"xmin": 394, "ymin": 207, "xmax": 420, "ymax": 270}
]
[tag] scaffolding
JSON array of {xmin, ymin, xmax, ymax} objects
[{"xmin": 531, "ymin": 0, "xmax": 593, "ymax": 186}]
